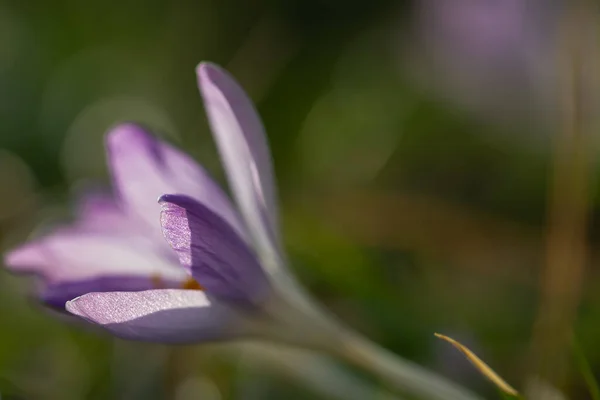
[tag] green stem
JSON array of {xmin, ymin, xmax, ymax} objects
[
  {"xmin": 261, "ymin": 288, "xmax": 482, "ymax": 400},
  {"xmin": 237, "ymin": 342, "xmax": 403, "ymax": 400},
  {"xmin": 334, "ymin": 331, "xmax": 484, "ymax": 400}
]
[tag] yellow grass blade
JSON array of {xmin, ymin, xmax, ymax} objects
[{"xmin": 434, "ymin": 333, "xmax": 519, "ymax": 396}]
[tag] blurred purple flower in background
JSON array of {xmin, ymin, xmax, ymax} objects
[
  {"xmin": 408, "ymin": 0, "xmax": 563, "ymax": 132},
  {"xmin": 3, "ymin": 63, "xmax": 293, "ymax": 344}
]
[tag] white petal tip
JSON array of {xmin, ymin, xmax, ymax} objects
[
  {"xmin": 65, "ymin": 297, "xmax": 85, "ymax": 318},
  {"xmin": 4, "ymin": 245, "xmax": 43, "ymax": 270},
  {"xmin": 105, "ymin": 123, "xmax": 148, "ymax": 148},
  {"xmin": 196, "ymin": 61, "xmax": 222, "ymax": 78}
]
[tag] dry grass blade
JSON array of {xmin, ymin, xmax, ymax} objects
[{"xmin": 434, "ymin": 333, "xmax": 519, "ymax": 397}]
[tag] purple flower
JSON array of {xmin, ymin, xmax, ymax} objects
[
  {"xmin": 3, "ymin": 63, "xmax": 490, "ymax": 400},
  {"xmin": 409, "ymin": 0, "xmax": 561, "ymax": 129},
  {"xmin": 4, "ymin": 63, "xmax": 309, "ymax": 344}
]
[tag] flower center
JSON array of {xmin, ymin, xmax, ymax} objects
[
  {"xmin": 150, "ymin": 275, "xmax": 203, "ymax": 290},
  {"xmin": 151, "ymin": 274, "xmax": 166, "ymax": 288},
  {"xmin": 181, "ymin": 277, "xmax": 204, "ymax": 291}
]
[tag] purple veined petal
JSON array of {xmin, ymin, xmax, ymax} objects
[
  {"xmin": 197, "ymin": 63, "xmax": 280, "ymax": 249},
  {"xmin": 42, "ymin": 275, "xmax": 184, "ymax": 310},
  {"xmin": 105, "ymin": 123, "xmax": 247, "ymax": 241},
  {"xmin": 66, "ymin": 289, "xmax": 239, "ymax": 343},
  {"xmin": 74, "ymin": 191, "xmax": 138, "ymax": 234},
  {"xmin": 4, "ymin": 230, "xmax": 187, "ymax": 284},
  {"xmin": 159, "ymin": 194, "xmax": 270, "ymax": 304}
]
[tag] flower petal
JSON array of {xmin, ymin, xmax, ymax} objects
[
  {"xmin": 74, "ymin": 191, "xmax": 137, "ymax": 234},
  {"xmin": 197, "ymin": 63, "xmax": 279, "ymax": 248},
  {"xmin": 105, "ymin": 123, "xmax": 246, "ymax": 240},
  {"xmin": 66, "ymin": 289, "xmax": 238, "ymax": 343},
  {"xmin": 4, "ymin": 230, "xmax": 187, "ymax": 283},
  {"xmin": 159, "ymin": 194, "xmax": 270, "ymax": 304},
  {"xmin": 42, "ymin": 275, "xmax": 182, "ymax": 309}
]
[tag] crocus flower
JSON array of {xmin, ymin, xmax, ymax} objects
[
  {"xmin": 4, "ymin": 63, "xmax": 322, "ymax": 345},
  {"xmin": 4, "ymin": 63, "xmax": 482, "ymax": 400}
]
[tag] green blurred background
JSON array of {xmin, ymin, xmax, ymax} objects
[{"xmin": 1, "ymin": 0, "xmax": 599, "ymax": 398}]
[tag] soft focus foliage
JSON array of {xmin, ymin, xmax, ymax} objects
[{"xmin": 1, "ymin": 0, "xmax": 600, "ymax": 398}]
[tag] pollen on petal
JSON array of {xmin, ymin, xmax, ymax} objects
[{"xmin": 182, "ymin": 278, "xmax": 203, "ymax": 291}]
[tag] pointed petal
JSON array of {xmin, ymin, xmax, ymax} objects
[
  {"xmin": 4, "ymin": 230, "xmax": 186, "ymax": 283},
  {"xmin": 66, "ymin": 289, "xmax": 237, "ymax": 343},
  {"xmin": 159, "ymin": 194, "xmax": 269, "ymax": 303},
  {"xmin": 105, "ymin": 123, "xmax": 246, "ymax": 240},
  {"xmin": 42, "ymin": 275, "xmax": 183, "ymax": 309},
  {"xmin": 197, "ymin": 63, "xmax": 279, "ymax": 249},
  {"xmin": 74, "ymin": 192, "xmax": 138, "ymax": 234}
]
